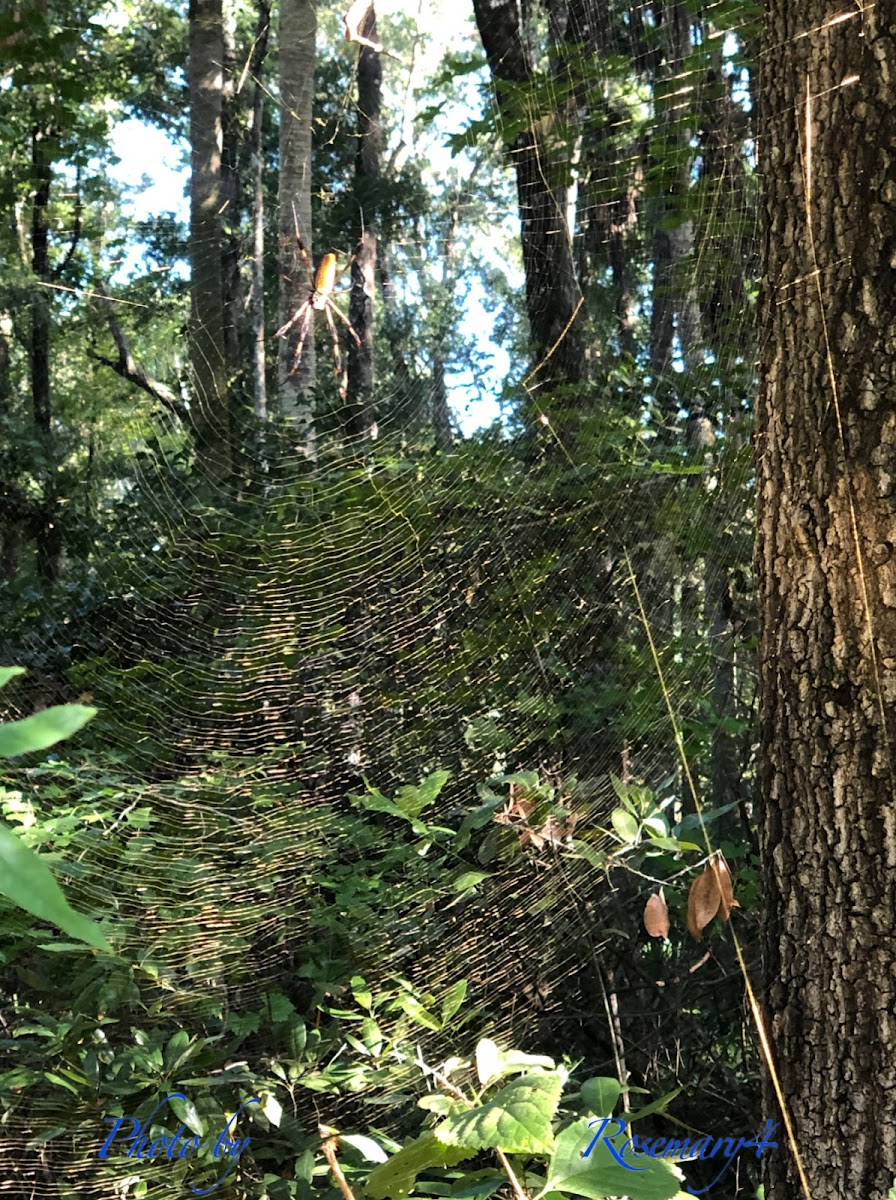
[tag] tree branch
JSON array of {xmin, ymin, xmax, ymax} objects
[
  {"xmin": 52, "ymin": 165, "xmax": 82, "ymax": 281},
  {"xmin": 90, "ymin": 285, "xmax": 191, "ymax": 424}
]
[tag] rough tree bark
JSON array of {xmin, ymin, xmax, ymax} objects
[
  {"xmin": 277, "ymin": 0, "xmax": 317, "ymax": 454},
  {"xmin": 250, "ymin": 0, "xmax": 272, "ymax": 420},
  {"xmin": 346, "ymin": 1, "xmax": 381, "ymax": 440},
  {"xmin": 189, "ymin": 0, "xmax": 231, "ymax": 477},
  {"xmin": 472, "ymin": 0, "xmax": 585, "ymax": 393},
  {"xmin": 757, "ymin": 3, "xmax": 896, "ymax": 1197}
]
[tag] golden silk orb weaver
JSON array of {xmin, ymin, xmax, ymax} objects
[{"xmin": 275, "ymin": 218, "xmax": 361, "ymax": 377}]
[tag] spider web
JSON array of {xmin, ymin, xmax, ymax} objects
[{"xmin": 0, "ymin": 1, "xmax": 761, "ymax": 1197}]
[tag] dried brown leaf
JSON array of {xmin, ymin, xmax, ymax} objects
[
  {"xmin": 644, "ymin": 890, "xmax": 670, "ymax": 938},
  {"xmin": 687, "ymin": 865, "xmax": 722, "ymax": 940},
  {"xmin": 711, "ymin": 854, "xmax": 740, "ymax": 921}
]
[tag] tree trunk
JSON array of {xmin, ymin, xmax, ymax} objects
[
  {"xmin": 250, "ymin": 0, "xmax": 271, "ymax": 421},
  {"xmin": 189, "ymin": 0, "xmax": 231, "ymax": 478},
  {"xmin": 30, "ymin": 128, "xmax": 61, "ymax": 583},
  {"xmin": 345, "ymin": 2, "xmax": 380, "ymax": 440},
  {"xmin": 648, "ymin": 2, "xmax": 702, "ymax": 426},
  {"xmin": 472, "ymin": 0, "xmax": 585, "ymax": 394},
  {"xmin": 277, "ymin": 0, "xmax": 317, "ymax": 455},
  {"xmin": 757, "ymin": 3, "xmax": 896, "ymax": 1196},
  {"xmin": 221, "ymin": 8, "xmax": 244, "ymax": 411}
]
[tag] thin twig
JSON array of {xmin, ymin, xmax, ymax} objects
[{"xmin": 319, "ymin": 1126, "xmax": 357, "ymax": 1200}]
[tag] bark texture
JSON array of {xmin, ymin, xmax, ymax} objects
[
  {"xmin": 346, "ymin": 2, "xmax": 381, "ymax": 438},
  {"xmin": 472, "ymin": 0, "xmax": 585, "ymax": 392},
  {"xmin": 277, "ymin": 0, "xmax": 317, "ymax": 451},
  {"xmin": 189, "ymin": 0, "xmax": 231, "ymax": 477},
  {"xmin": 757, "ymin": 3, "xmax": 896, "ymax": 1196},
  {"xmin": 250, "ymin": 0, "xmax": 271, "ymax": 420}
]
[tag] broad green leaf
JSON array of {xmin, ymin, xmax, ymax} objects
[
  {"xmin": 580, "ymin": 1078, "xmax": 621, "ymax": 1117},
  {"xmin": 0, "ymin": 823, "xmax": 110, "ymax": 952},
  {"xmin": 436, "ymin": 1071, "xmax": 563, "ymax": 1156},
  {"xmin": 0, "ymin": 705, "xmax": 96, "ymax": 758},
  {"xmin": 0, "ymin": 667, "xmax": 26, "ymax": 690},
  {"xmin": 395, "ymin": 770, "xmax": 450, "ymax": 816},
  {"xmin": 366, "ymin": 1133, "xmax": 470, "ymax": 1200},
  {"xmin": 542, "ymin": 1117, "xmax": 682, "ymax": 1200},
  {"xmin": 262, "ymin": 1094, "xmax": 282, "ymax": 1127},
  {"xmin": 610, "ymin": 808, "xmax": 639, "ymax": 843},
  {"xmin": 441, "ymin": 978, "xmax": 468, "ymax": 1023}
]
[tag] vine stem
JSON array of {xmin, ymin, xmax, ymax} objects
[{"xmin": 495, "ymin": 1147, "xmax": 530, "ymax": 1200}]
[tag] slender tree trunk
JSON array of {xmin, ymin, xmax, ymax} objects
[
  {"xmin": 472, "ymin": 0, "xmax": 585, "ymax": 394},
  {"xmin": 30, "ymin": 127, "xmax": 61, "ymax": 583},
  {"xmin": 431, "ymin": 201, "xmax": 458, "ymax": 451},
  {"xmin": 0, "ymin": 315, "xmax": 20, "ymax": 581},
  {"xmin": 250, "ymin": 0, "xmax": 271, "ymax": 421},
  {"xmin": 277, "ymin": 0, "xmax": 317, "ymax": 454},
  {"xmin": 346, "ymin": 2, "xmax": 381, "ymax": 440},
  {"xmin": 189, "ymin": 0, "xmax": 231, "ymax": 477},
  {"xmin": 757, "ymin": 3, "xmax": 896, "ymax": 1196},
  {"xmin": 648, "ymin": 2, "xmax": 703, "ymax": 425},
  {"xmin": 221, "ymin": 9, "xmax": 244, "ymax": 409}
]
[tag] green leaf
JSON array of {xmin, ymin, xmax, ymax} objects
[
  {"xmin": 396, "ymin": 994, "xmax": 442, "ymax": 1032},
  {"xmin": 451, "ymin": 870, "xmax": 490, "ymax": 894},
  {"xmin": 436, "ymin": 1071, "xmax": 563, "ymax": 1156},
  {"xmin": 542, "ymin": 1117, "xmax": 683, "ymax": 1200},
  {"xmin": 395, "ymin": 770, "xmax": 450, "ymax": 816},
  {"xmin": 449, "ymin": 1172, "xmax": 506, "ymax": 1200},
  {"xmin": 366, "ymin": 1133, "xmax": 471, "ymax": 1200},
  {"xmin": 168, "ymin": 1093, "xmax": 205, "ymax": 1136},
  {"xmin": 610, "ymin": 808, "xmax": 639, "ymax": 843},
  {"xmin": 0, "ymin": 667, "xmax": 26, "ymax": 690},
  {"xmin": 441, "ymin": 979, "xmax": 468, "ymax": 1023},
  {"xmin": 579, "ymin": 1078, "xmax": 621, "ymax": 1117},
  {"xmin": 0, "ymin": 823, "xmax": 110, "ymax": 952},
  {"xmin": 0, "ymin": 705, "xmax": 96, "ymax": 758},
  {"xmin": 626, "ymin": 1088, "xmax": 683, "ymax": 1123},
  {"xmin": 262, "ymin": 1094, "xmax": 282, "ymax": 1127}
]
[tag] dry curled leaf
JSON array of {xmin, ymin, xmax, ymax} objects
[
  {"xmin": 644, "ymin": 890, "xmax": 670, "ymax": 938},
  {"xmin": 687, "ymin": 854, "xmax": 740, "ymax": 939},
  {"xmin": 687, "ymin": 864, "xmax": 721, "ymax": 939},
  {"xmin": 711, "ymin": 854, "xmax": 740, "ymax": 921}
]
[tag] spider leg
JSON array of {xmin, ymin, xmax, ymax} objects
[
  {"xmin": 288, "ymin": 307, "xmax": 316, "ymax": 376},
  {"xmin": 328, "ymin": 298, "xmax": 362, "ymax": 348},
  {"xmin": 324, "ymin": 303, "xmax": 343, "ymax": 376},
  {"xmin": 275, "ymin": 299, "xmax": 311, "ymax": 342}
]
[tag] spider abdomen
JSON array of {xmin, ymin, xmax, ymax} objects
[{"xmin": 313, "ymin": 253, "xmax": 338, "ymax": 305}]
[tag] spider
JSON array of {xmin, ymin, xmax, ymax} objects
[{"xmin": 275, "ymin": 218, "xmax": 361, "ymax": 377}]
